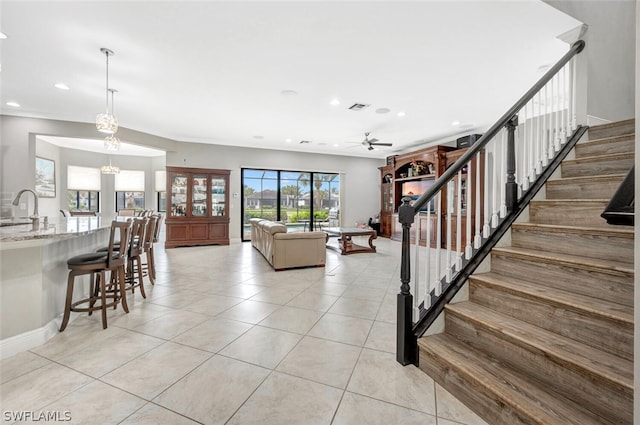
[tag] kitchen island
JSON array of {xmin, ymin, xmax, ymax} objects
[{"xmin": 0, "ymin": 216, "xmax": 116, "ymax": 358}]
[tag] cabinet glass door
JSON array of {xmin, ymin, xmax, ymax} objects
[
  {"xmin": 192, "ymin": 175, "xmax": 208, "ymax": 216},
  {"xmin": 211, "ymin": 176, "xmax": 226, "ymax": 217},
  {"xmin": 170, "ymin": 173, "xmax": 188, "ymax": 217}
]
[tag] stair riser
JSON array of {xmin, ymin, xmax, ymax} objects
[
  {"xmin": 418, "ymin": 349, "xmax": 537, "ymax": 425},
  {"xmin": 469, "ymin": 280, "xmax": 633, "ymax": 361},
  {"xmin": 529, "ymin": 201, "xmax": 609, "ymax": 226},
  {"xmin": 446, "ymin": 312, "xmax": 632, "ymax": 424},
  {"xmin": 575, "ymin": 135, "xmax": 635, "ymax": 158},
  {"xmin": 545, "ymin": 177, "xmax": 624, "ymax": 199},
  {"xmin": 490, "ymin": 252, "xmax": 633, "ymax": 307},
  {"xmin": 511, "ymin": 226, "xmax": 634, "ymax": 265},
  {"xmin": 588, "ymin": 120, "xmax": 635, "ymax": 140},
  {"xmin": 561, "ymin": 156, "xmax": 634, "ymax": 178}
]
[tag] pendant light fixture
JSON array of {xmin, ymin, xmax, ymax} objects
[
  {"xmin": 104, "ymin": 88, "xmax": 121, "ymax": 151},
  {"xmin": 96, "ymin": 47, "xmax": 118, "ymax": 134},
  {"xmin": 101, "ymin": 156, "xmax": 120, "ymax": 174}
]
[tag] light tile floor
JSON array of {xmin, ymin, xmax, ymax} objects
[{"xmin": 1, "ymin": 237, "xmax": 489, "ymax": 425}]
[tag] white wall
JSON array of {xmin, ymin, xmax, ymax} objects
[{"xmin": 545, "ymin": 0, "xmax": 635, "ymax": 122}]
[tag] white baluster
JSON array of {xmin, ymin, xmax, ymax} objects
[
  {"xmin": 446, "ymin": 180, "xmax": 453, "ymax": 282},
  {"xmin": 561, "ymin": 64, "xmax": 568, "ymax": 144},
  {"xmin": 553, "ymin": 74, "xmax": 561, "ymax": 153},
  {"xmin": 491, "ymin": 140, "xmax": 500, "ymax": 228},
  {"xmin": 529, "ymin": 99, "xmax": 536, "ymax": 184},
  {"xmin": 483, "ymin": 147, "xmax": 491, "ymax": 238},
  {"xmin": 535, "ymin": 91, "xmax": 543, "ymax": 175},
  {"xmin": 465, "ymin": 161, "xmax": 473, "ymax": 258},
  {"xmin": 474, "ymin": 153, "xmax": 482, "ymax": 248},
  {"xmin": 435, "ymin": 193, "xmax": 442, "ymax": 296},
  {"xmin": 521, "ymin": 104, "xmax": 530, "ymax": 192},
  {"xmin": 571, "ymin": 56, "xmax": 577, "ymax": 130},
  {"xmin": 542, "ymin": 83, "xmax": 550, "ymax": 166},
  {"xmin": 499, "ymin": 130, "xmax": 507, "ymax": 218},
  {"xmin": 456, "ymin": 169, "xmax": 463, "ymax": 270},
  {"xmin": 413, "ymin": 214, "xmax": 420, "ymax": 319},
  {"xmin": 425, "ymin": 207, "xmax": 432, "ymax": 306}
]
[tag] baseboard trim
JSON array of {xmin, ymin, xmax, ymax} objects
[
  {"xmin": 587, "ymin": 115, "xmax": 612, "ymax": 126},
  {"xmin": 0, "ymin": 316, "xmax": 68, "ymax": 360}
]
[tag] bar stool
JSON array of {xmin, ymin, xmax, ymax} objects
[
  {"xmin": 96, "ymin": 217, "xmax": 147, "ymax": 298},
  {"xmin": 141, "ymin": 215, "xmax": 158, "ymax": 284},
  {"xmin": 149, "ymin": 213, "xmax": 163, "ymax": 283},
  {"xmin": 60, "ymin": 220, "xmax": 131, "ymax": 332}
]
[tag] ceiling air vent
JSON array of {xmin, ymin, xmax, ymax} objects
[
  {"xmin": 348, "ymin": 103, "xmax": 371, "ymax": 111},
  {"xmin": 299, "ymin": 140, "xmax": 312, "ymax": 144}
]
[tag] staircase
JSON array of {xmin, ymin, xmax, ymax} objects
[{"xmin": 417, "ymin": 119, "xmax": 635, "ymax": 425}]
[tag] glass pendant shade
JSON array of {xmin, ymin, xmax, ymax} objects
[
  {"xmin": 101, "ymin": 157, "xmax": 120, "ymax": 174},
  {"xmin": 104, "ymin": 134, "xmax": 121, "ymax": 151},
  {"xmin": 96, "ymin": 112, "xmax": 118, "ymax": 134}
]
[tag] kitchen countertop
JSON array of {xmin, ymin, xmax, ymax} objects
[{"xmin": 0, "ymin": 216, "xmax": 126, "ymax": 245}]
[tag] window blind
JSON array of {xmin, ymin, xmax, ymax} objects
[
  {"xmin": 155, "ymin": 170, "xmax": 166, "ymax": 192},
  {"xmin": 115, "ymin": 170, "xmax": 145, "ymax": 191},
  {"xmin": 67, "ymin": 166, "xmax": 101, "ymax": 190}
]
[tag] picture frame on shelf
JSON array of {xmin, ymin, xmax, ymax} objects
[{"xmin": 35, "ymin": 156, "xmax": 56, "ymax": 198}]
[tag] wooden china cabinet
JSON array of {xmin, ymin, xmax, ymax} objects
[{"xmin": 165, "ymin": 167, "xmax": 230, "ymax": 248}]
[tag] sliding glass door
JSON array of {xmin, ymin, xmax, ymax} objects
[{"xmin": 242, "ymin": 168, "xmax": 340, "ymax": 241}]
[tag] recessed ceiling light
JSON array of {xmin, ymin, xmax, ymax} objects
[
  {"xmin": 0, "ymin": 32, "xmax": 7, "ymax": 39},
  {"xmin": 281, "ymin": 89, "xmax": 298, "ymax": 97},
  {"xmin": 375, "ymin": 108, "xmax": 390, "ymax": 114},
  {"xmin": 6, "ymin": 101, "xmax": 20, "ymax": 107},
  {"xmin": 333, "ymin": 144, "xmax": 340, "ymax": 147},
  {"xmin": 451, "ymin": 121, "xmax": 460, "ymax": 126},
  {"xmin": 397, "ymin": 111, "xmax": 406, "ymax": 117},
  {"xmin": 285, "ymin": 138, "xmax": 292, "ymax": 143},
  {"xmin": 330, "ymin": 98, "xmax": 340, "ymax": 106},
  {"xmin": 54, "ymin": 83, "xmax": 70, "ymax": 90}
]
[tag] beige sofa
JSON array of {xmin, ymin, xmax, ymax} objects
[{"xmin": 249, "ymin": 218, "xmax": 326, "ymax": 270}]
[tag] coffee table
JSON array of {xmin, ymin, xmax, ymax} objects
[{"xmin": 323, "ymin": 227, "xmax": 377, "ymax": 255}]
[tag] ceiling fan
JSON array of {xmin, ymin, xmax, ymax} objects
[{"xmin": 362, "ymin": 132, "xmax": 392, "ymax": 151}]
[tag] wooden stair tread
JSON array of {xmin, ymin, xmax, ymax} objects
[
  {"xmin": 579, "ymin": 133, "xmax": 635, "ymax": 145},
  {"xmin": 470, "ymin": 272, "xmax": 633, "ymax": 325},
  {"xmin": 548, "ymin": 173, "xmax": 626, "ymax": 182},
  {"xmin": 589, "ymin": 119, "xmax": 635, "ymax": 133},
  {"xmin": 492, "ymin": 246, "xmax": 634, "ymax": 276},
  {"xmin": 563, "ymin": 152, "xmax": 634, "ymax": 163},
  {"xmin": 419, "ymin": 334, "xmax": 619, "ymax": 425},
  {"xmin": 531, "ymin": 198, "xmax": 609, "ymax": 203},
  {"xmin": 446, "ymin": 301, "xmax": 633, "ymax": 391},
  {"xmin": 512, "ymin": 222, "xmax": 634, "ymax": 236}
]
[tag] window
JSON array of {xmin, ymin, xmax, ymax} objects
[
  {"xmin": 68, "ymin": 191, "xmax": 100, "ymax": 212},
  {"xmin": 241, "ymin": 168, "xmax": 340, "ymax": 241},
  {"xmin": 67, "ymin": 166, "xmax": 101, "ymax": 211},
  {"xmin": 115, "ymin": 192, "xmax": 145, "ymax": 210},
  {"xmin": 155, "ymin": 170, "xmax": 166, "ymax": 212},
  {"xmin": 115, "ymin": 170, "xmax": 145, "ymax": 212}
]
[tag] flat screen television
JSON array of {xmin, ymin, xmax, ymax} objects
[{"xmin": 402, "ymin": 180, "xmax": 436, "ymax": 212}]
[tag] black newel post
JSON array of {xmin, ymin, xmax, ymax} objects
[
  {"xmin": 396, "ymin": 197, "xmax": 417, "ymax": 366},
  {"xmin": 505, "ymin": 115, "xmax": 518, "ymax": 212}
]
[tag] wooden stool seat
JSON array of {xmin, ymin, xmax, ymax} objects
[{"xmin": 60, "ymin": 220, "xmax": 131, "ymax": 332}]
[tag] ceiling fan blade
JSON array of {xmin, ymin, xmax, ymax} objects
[
  {"xmin": 368, "ymin": 137, "xmax": 379, "ymax": 143},
  {"xmin": 371, "ymin": 142, "xmax": 392, "ymax": 146}
]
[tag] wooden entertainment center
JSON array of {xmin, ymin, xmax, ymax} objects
[{"xmin": 379, "ymin": 144, "xmax": 484, "ymax": 250}]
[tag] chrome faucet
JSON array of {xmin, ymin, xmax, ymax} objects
[{"xmin": 12, "ymin": 189, "xmax": 39, "ymax": 230}]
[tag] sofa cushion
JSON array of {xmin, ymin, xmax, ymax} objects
[{"xmin": 263, "ymin": 222, "xmax": 287, "ymax": 235}]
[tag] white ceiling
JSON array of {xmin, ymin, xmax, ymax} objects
[{"xmin": 1, "ymin": 1, "xmax": 581, "ymax": 159}]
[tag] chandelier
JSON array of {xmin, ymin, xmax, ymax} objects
[
  {"xmin": 101, "ymin": 157, "xmax": 120, "ymax": 174},
  {"xmin": 96, "ymin": 48, "xmax": 118, "ymax": 134},
  {"xmin": 103, "ymin": 89, "xmax": 121, "ymax": 151}
]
